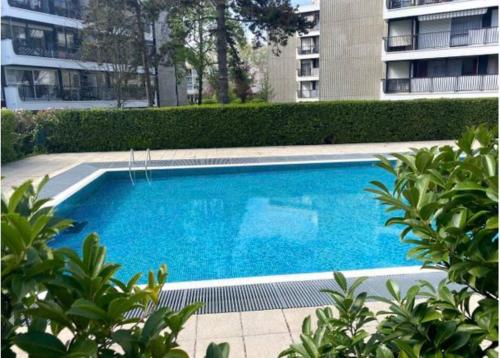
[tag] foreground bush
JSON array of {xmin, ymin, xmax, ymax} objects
[
  {"xmin": 1, "ymin": 178, "xmax": 227, "ymax": 357},
  {"xmin": 280, "ymin": 126, "xmax": 498, "ymax": 357},
  {"xmin": 26, "ymin": 98, "xmax": 499, "ymax": 152}
]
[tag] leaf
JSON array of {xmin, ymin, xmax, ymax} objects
[
  {"xmin": 67, "ymin": 299, "xmax": 108, "ymax": 321},
  {"xmin": 13, "ymin": 332, "xmax": 66, "ymax": 357},
  {"xmin": 7, "ymin": 181, "xmax": 32, "ymax": 213},
  {"xmin": 333, "ymin": 272, "xmax": 347, "ymax": 291},
  {"xmin": 66, "ymin": 338, "xmax": 98, "ymax": 357},
  {"xmin": 376, "ymin": 344, "xmax": 394, "ymax": 358},
  {"xmin": 204, "ymin": 342, "xmax": 230, "ymax": 358},
  {"xmin": 385, "ymin": 280, "xmax": 400, "ymax": 301}
]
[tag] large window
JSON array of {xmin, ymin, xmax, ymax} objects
[{"xmin": 5, "ymin": 68, "xmax": 59, "ymax": 100}]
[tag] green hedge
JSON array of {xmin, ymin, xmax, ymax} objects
[
  {"xmin": 1, "ymin": 110, "xmax": 18, "ymax": 163},
  {"xmin": 16, "ymin": 98, "xmax": 500, "ymax": 153}
]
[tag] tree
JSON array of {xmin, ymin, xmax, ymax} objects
[
  {"xmin": 240, "ymin": 45, "xmax": 273, "ymax": 101},
  {"xmin": 82, "ymin": 0, "xmax": 141, "ymax": 108},
  {"xmin": 163, "ymin": 0, "xmax": 216, "ymax": 105},
  {"xmin": 280, "ymin": 126, "xmax": 498, "ymax": 357},
  {"xmin": 210, "ymin": 0, "xmax": 311, "ymax": 104}
]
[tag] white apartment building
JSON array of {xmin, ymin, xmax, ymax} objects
[
  {"xmin": 296, "ymin": 1, "xmax": 320, "ymax": 102},
  {"xmin": 382, "ymin": 0, "xmax": 499, "ymax": 99},
  {"xmin": 1, "ymin": 0, "xmax": 181, "ymax": 110}
]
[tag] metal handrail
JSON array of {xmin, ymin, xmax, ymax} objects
[
  {"xmin": 145, "ymin": 148, "xmax": 152, "ymax": 182},
  {"xmin": 129, "ymin": 149, "xmax": 136, "ymax": 185}
]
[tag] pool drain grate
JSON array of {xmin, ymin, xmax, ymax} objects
[{"xmin": 125, "ymin": 271, "xmax": 448, "ymax": 317}]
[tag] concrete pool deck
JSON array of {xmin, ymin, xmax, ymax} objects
[{"xmin": 3, "ymin": 141, "xmax": 455, "ymax": 358}]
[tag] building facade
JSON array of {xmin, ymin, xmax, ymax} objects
[
  {"xmin": 1, "ymin": 0, "xmax": 182, "ymax": 110},
  {"xmin": 269, "ymin": 0, "xmax": 498, "ymax": 103},
  {"xmin": 382, "ymin": 0, "xmax": 499, "ymax": 100}
]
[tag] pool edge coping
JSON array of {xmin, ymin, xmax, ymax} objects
[{"xmin": 44, "ymin": 153, "xmax": 433, "ymax": 296}]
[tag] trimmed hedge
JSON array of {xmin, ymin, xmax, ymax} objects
[
  {"xmin": 24, "ymin": 98, "xmax": 500, "ymax": 152},
  {"xmin": 1, "ymin": 110, "xmax": 18, "ymax": 163}
]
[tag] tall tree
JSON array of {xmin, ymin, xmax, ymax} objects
[
  {"xmin": 210, "ymin": 0, "xmax": 312, "ymax": 104},
  {"xmin": 83, "ymin": 0, "xmax": 141, "ymax": 108},
  {"xmin": 164, "ymin": 0, "xmax": 216, "ymax": 105},
  {"xmin": 127, "ymin": 0, "xmax": 171, "ymax": 106}
]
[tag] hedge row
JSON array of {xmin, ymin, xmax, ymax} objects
[
  {"xmin": 1, "ymin": 110, "xmax": 17, "ymax": 163},
  {"xmin": 2, "ymin": 98, "xmax": 498, "ymax": 157}
]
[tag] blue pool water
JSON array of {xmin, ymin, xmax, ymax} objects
[{"xmin": 52, "ymin": 162, "xmax": 417, "ymax": 283}]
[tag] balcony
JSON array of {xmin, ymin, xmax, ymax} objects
[
  {"xmin": 17, "ymin": 84, "xmax": 148, "ymax": 102},
  {"xmin": 12, "ymin": 38, "xmax": 83, "ymax": 60},
  {"xmin": 382, "ymin": 74, "xmax": 498, "ymax": 93},
  {"xmin": 387, "ymin": 0, "xmax": 456, "ymax": 9},
  {"xmin": 297, "ymin": 68, "xmax": 319, "ymax": 77},
  {"xmin": 297, "ymin": 45, "xmax": 319, "ymax": 55},
  {"xmin": 8, "ymin": 0, "xmax": 82, "ymax": 19},
  {"xmin": 384, "ymin": 27, "xmax": 498, "ymax": 52},
  {"xmin": 297, "ymin": 89, "xmax": 319, "ymax": 99}
]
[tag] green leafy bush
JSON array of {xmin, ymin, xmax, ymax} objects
[
  {"xmin": 34, "ymin": 98, "xmax": 497, "ymax": 153},
  {"xmin": 0, "ymin": 109, "xmax": 54, "ymax": 163},
  {"xmin": 280, "ymin": 126, "xmax": 498, "ymax": 357},
  {"xmin": 1, "ymin": 109, "xmax": 17, "ymax": 163},
  {"xmin": 1, "ymin": 178, "xmax": 227, "ymax": 358}
]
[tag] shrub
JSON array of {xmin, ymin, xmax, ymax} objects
[
  {"xmin": 1, "ymin": 178, "xmax": 228, "ymax": 358},
  {"xmin": 1, "ymin": 110, "xmax": 17, "ymax": 163},
  {"xmin": 280, "ymin": 126, "xmax": 498, "ymax": 357},
  {"xmin": 34, "ymin": 98, "xmax": 497, "ymax": 153},
  {"xmin": 0, "ymin": 109, "xmax": 53, "ymax": 163}
]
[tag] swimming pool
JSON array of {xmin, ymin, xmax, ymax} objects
[{"xmin": 52, "ymin": 161, "xmax": 417, "ymax": 283}]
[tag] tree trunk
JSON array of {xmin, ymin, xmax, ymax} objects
[
  {"xmin": 215, "ymin": 0, "xmax": 229, "ymax": 104},
  {"xmin": 197, "ymin": 12, "xmax": 204, "ymax": 105},
  {"xmin": 197, "ymin": 72, "xmax": 203, "ymax": 105},
  {"xmin": 132, "ymin": 2, "xmax": 155, "ymax": 107}
]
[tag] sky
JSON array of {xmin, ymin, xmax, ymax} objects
[{"xmin": 292, "ymin": 0, "xmax": 312, "ymax": 5}]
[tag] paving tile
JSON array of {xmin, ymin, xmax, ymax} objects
[
  {"xmin": 196, "ymin": 337, "xmax": 245, "ymax": 358},
  {"xmin": 178, "ymin": 339, "xmax": 195, "ymax": 358},
  {"xmin": 244, "ymin": 333, "xmax": 292, "ymax": 358},
  {"xmin": 178, "ymin": 314, "xmax": 197, "ymax": 341},
  {"xmin": 283, "ymin": 307, "xmax": 322, "ymax": 333},
  {"xmin": 241, "ymin": 310, "xmax": 289, "ymax": 336},
  {"xmin": 197, "ymin": 312, "xmax": 242, "ymax": 339}
]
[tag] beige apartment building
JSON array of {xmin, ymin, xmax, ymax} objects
[{"xmin": 269, "ymin": 0, "xmax": 499, "ymax": 103}]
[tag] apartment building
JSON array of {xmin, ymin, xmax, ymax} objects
[
  {"xmin": 269, "ymin": 0, "xmax": 498, "ymax": 103},
  {"xmin": 1, "ymin": 0, "xmax": 183, "ymax": 110},
  {"xmin": 382, "ymin": 0, "xmax": 499, "ymax": 99}
]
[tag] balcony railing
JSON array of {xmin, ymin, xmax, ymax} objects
[
  {"xmin": 383, "ymin": 74, "xmax": 498, "ymax": 93},
  {"xmin": 17, "ymin": 85, "xmax": 148, "ymax": 101},
  {"xmin": 384, "ymin": 27, "xmax": 499, "ymax": 51},
  {"xmin": 387, "ymin": 0, "xmax": 455, "ymax": 9},
  {"xmin": 12, "ymin": 38, "xmax": 83, "ymax": 60},
  {"xmin": 8, "ymin": 0, "xmax": 82, "ymax": 19},
  {"xmin": 297, "ymin": 68, "xmax": 319, "ymax": 77},
  {"xmin": 297, "ymin": 45, "xmax": 319, "ymax": 55},
  {"xmin": 297, "ymin": 89, "xmax": 319, "ymax": 98}
]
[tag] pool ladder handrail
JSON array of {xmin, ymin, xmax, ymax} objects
[
  {"xmin": 129, "ymin": 148, "xmax": 152, "ymax": 185},
  {"xmin": 128, "ymin": 149, "xmax": 136, "ymax": 185},
  {"xmin": 145, "ymin": 148, "xmax": 152, "ymax": 182}
]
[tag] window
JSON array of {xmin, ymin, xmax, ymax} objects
[{"xmin": 5, "ymin": 67, "xmax": 59, "ymax": 100}]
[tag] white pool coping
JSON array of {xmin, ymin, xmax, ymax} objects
[{"xmin": 47, "ymin": 155, "xmax": 429, "ymax": 291}]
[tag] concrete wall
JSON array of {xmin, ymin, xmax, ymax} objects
[
  {"xmin": 268, "ymin": 37, "xmax": 298, "ymax": 103},
  {"xmin": 154, "ymin": 14, "xmax": 187, "ymax": 106},
  {"xmin": 319, "ymin": 0, "xmax": 385, "ymax": 100}
]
